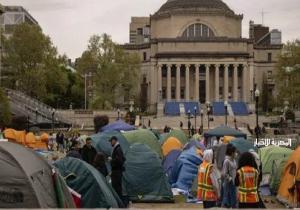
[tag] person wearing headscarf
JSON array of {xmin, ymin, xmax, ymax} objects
[
  {"xmin": 198, "ymin": 149, "xmax": 220, "ymax": 208},
  {"xmin": 235, "ymin": 152, "xmax": 260, "ymax": 208}
]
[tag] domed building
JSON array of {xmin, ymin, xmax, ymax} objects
[{"xmin": 124, "ymin": 0, "xmax": 282, "ymax": 114}]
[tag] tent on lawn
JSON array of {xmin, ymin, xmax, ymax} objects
[
  {"xmin": 204, "ymin": 126, "xmax": 247, "ymax": 139},
  {"xmin": 54, "ymin": 157, "xmax": 123, "ymax": 208},
  {"xmin": 163, "ymin": 150, "xmax": 182, "ymax": 181},
  {"xmin": 123, "ymin": 143, "xmax": 173, "ymax": 203},
  {"xmin": 0, "ymin": 141, "xmax": 75, "ymax": 208},
  {"xmin": 270, "ymin": 156, "xmax": 290, "ymax": 194},
  {"xmin": 122, "ymin": 129, "xmax": 162, "ymax": 158},
  {"xmin": 170, "ymin": 146, "xmax": 203, "ymax": 191},
  {"xmin": 183, "ymin": 139, "xmax": 206, "ymax": 151},
  {"xmin": 260, "ymin": 146, "xmax": 293, "ymax": 186},
  {"xmin": 100, "ymin": 120, "xmax": 135, "ymax": 132},
  {"xmin": 277, "ymin": 146, "xmax": 300, "ymax": 208},
  {"xmin": 230, "ymin": 138, "xmax": 257, "ymax": 154},
  {"xmin": 161, "ymin": 129, "xmax": 188, "ymax": 146},
  {"xmin": 162, "ymin": 137, "xmax": 183, "ymax": 157},
  {"xmin": 91, "ymin": 131, "xmax": 129, "ymax": 156}
]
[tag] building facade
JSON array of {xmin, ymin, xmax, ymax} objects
[{"xmin": 123, "ymin": 0, "xmax": 282, "ymax": 112}]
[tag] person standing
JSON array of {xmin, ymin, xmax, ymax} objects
[
  {"xmin": 66, "ymin": 141, "xmax": 82, "ymax": 159},
  {"xmin": 93, "ymin": 152, "xmax": 108, "ymax": 177},
  {"xmin": 109, "ymin": 136, "xmax": 126, "ymax": 202},
  {"xmin": 221, "ymin": 144, "xmax": 237, "ymax": 208},
  {"xmin": 198, "ymin": 149, "xmax": 220, "ymax": 208},
  {"xmin": 235, "ymin": 152, "xmax": 260, "ymax": 208},
  {"xmin": 81, "ymin": 137, "xmax": 97, "ymax": 165}
]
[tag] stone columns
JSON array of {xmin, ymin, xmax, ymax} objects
[
  {"xmin": 215, "ymin": 64, "xmax": 220, "ymax": 101},
  {"xmin": 233, "ymin": 64, "xmax": 238, "ymax": 102},
  {"xmin": 243, "ymin": 64, "xmax": 248, "ymax": 102},
  {"xmin": 195, "ymin": 64, "xmax": 200, "ymax": 102},
  {"xmin": 167, "ymin": 64, "xmax": 171, "ymax": 100},
  {"xmin": 157, "ymin": 64, "xmax": 162, "ymax": 101},
  {"xmin": 176, "ymin": 65, "xmax": 181, "ymax": 100},
  {"xmin": 185, "ymin": 65, "xmax": 190, "ymax": 100},
  {"xmin": 205, "ymin": 64, "xmax": 210, "ymax": 103},
  {"xmin": 249, "ymin": 62, "xmax": 254, "ymax": 101},
  {"xmin": 224, "ymin": 64, "xmax": 229, "ymax": 101}
]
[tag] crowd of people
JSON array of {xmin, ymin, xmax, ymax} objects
[
  {"xmin": 48, "ymin": 129, "xmax": 127, "ymax": 207},
  {"xmin": 197, "ymin": 143, "xmax": 264, "ymax": 209}
]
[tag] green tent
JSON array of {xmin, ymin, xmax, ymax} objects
[
  {"xmin": 270, "ymin": 156, "xmax": 290, "ymax": 194},
  {"xmin": 204, "ymin": 126, "xmax": 247, "ymax": 139},
  {"xmin": 259, "ymin": 146, "xmax": 293, "ymax": 174},
  {"xmin": 230, "ymin": 138, "xmax": 257, "ymax": 154},
  {"xmin": 91, "ymin": 131, "xmax": 130, "ymax": 156},
  {"xmin": 123, "ymin": 143, "xmax": 173, "ymax": 203},
  {"xmin": 161, "ymin": 129, "xmax": 188, "ymax": 145},
  {"xmin": 122, "ymin": 129, "xmax": 162, "ymax": 158},
  {"xmin": 54, "ymin": 157, "xmax": 123, "ymax": 208}
]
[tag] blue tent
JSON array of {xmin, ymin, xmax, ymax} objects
[
  {"xmin": 183, "ymin": 140, "xmax": 206, "ymax": 151},
  {"xmin": 163, "ymin": 150, "xmax": 182, "ymax": 182},
  {"xmin": 100, "ymin": 120, "xmax": 135, "ymax": 132},
  {"xmin": 91, "ymin": 131, "xmax": 130, "ymax": 156},
  {"xmin": 170, "ymin": 147, "xmax": 203, "ymax": 191}
]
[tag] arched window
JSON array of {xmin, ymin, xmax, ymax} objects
[{"xmin": 182, "ymin": 23, "xmax": 215, "ymax": 38}]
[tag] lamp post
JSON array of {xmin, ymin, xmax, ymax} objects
[
  {"xmin": 117, "ymin": 108, "xmax": 120, "ymax": 120},
  {"xmin": 200, "ymin": 109, "xmax": 204, "ymax": 130},
  {"xmin": 224, "ymin": 100, "xmax": 228, "ymax": 126},
  {"xmin": 35, "ymin": 107, "xmax": 38, "ymax": 124},
  {"xmin": 187, "ymin": 109, "xmax": 191, "ymax": 137},
  {"xmin": 255, "ymin": 89, "xmax": 260, "ymax": 142},
  {"xmin": 52, "ymin": 109, "xmax": 55, "ymax": 133},
  {"xmin": 207, "ymin": 105, "xmax": 211, "ymax": 129},
  {"xmin": 194, "ymin": 106, "xmax": 197, "ymax": 131}
]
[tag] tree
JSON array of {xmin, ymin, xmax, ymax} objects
[
  {"xmin": 276, "ymin": 40, "xmax": 300, "ymax": 109},
  {"xmin": 0, "ymin": 88, "xmax": 11, "ymax": 127},
  {"xmin": 77, "ymin": 34, "xmax": 141, "ymax": 109},
  {"xmin": 3, "ymin": 23, "xmax": 85, "ymax": 109}
]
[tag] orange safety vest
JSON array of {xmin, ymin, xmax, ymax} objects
[
  {"xmin": 197, "ymin": 161, "xmax": 217, "ymax": 201},
  {"xmin": 237, "ymin": 166, "xmax": 259, "ymax": 203}
]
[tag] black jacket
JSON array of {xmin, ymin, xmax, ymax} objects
[
  {"xmin": 81, "ymin": 145, "xmax": 97, "ymax": 165},
  {"xmin": 111, "ymin": 144, "xmax": 125, "ymax": 171}
]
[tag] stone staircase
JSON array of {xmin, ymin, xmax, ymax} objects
[{"xmin": 6, "ymin": 88, "xmax": 71, "ymax": 125}]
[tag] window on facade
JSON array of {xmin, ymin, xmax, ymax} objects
[
  {"xmin": 143, "ymin": 52, "xmax": 147, "ymax": 61},
  {"xmin": 171, "ymin": 67, "xmax": 176, "ymax": 77},
  {"xmin": 267, "ymin": 71, "xmax": 272, "ymax": 79},
  {"xmin": 180, "ymin": 87, "xmax": 185, "ymax": 99},
  {"xmin": 268, "ymin": 53, "xmax": 272, "ymax": 62},
  {"xmin": 182, "ymin": 23, "xmax": 215, "ymax": 39},
  {"xmin": 171, "ymin": 87, "xmax": 176, "ymax": 99},
  {"xmin": 162, "ymin": 88, "xmax": 166, "ymax": 99},
  {"xmin": 180, "ymin": 68, "xmax": 185, "ymax": 77},
  {"xmin": 162, "ymin": 68, "xmax": 167, "ymax": 77},
  {"xmin": 137, "ymin": 28, "xmax": 143, "ymax": 35}
]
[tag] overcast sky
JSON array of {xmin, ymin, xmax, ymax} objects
[{"xmin": 1, "ymin": 0, "xmax": 300, "ymax": 59}]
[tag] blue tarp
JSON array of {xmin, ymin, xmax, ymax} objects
[
  {"xmin": 170, "ymin": 147, "xmax": 203, "ymax": 191},
  {"xmin": 163, "ymin": 150, "xmax": 182, "ymax": 182},
  {"xmin": 204, "ymin": 125, "xmax": 247, "ymax": 139},
  {"xmin": 183, "ymin": 140, "xmax": 206, "ymax": 151},
  {"xmin": 100, "ymin": 120, "xmax": 135, "ymax": 132}
]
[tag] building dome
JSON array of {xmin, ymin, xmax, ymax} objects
[{"xmin": 155, "ymin": 0, "xmax": 234, "ymax": 15}]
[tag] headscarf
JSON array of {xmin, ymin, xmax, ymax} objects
[
  {"xmin": 203, "ymin": 149, "xmax": 213, "ymax": 163},
  {"xmin": 249, "ymin": 149, "xmax": 260, "ymax": 168}
]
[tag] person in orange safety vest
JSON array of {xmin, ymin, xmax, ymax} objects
[
  {"xmin": 198, "ymin": 149, "xmax": 220, "ymax": 208},
  {"xmin": 235, "ymin": 152, "xmax": 260, "ymax": 208}
]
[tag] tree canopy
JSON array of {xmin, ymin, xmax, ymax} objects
[
  {"xmin": 276, "ymin": 40, "xmax": 300, "ymax": 109},
  {"xmin": 76, "ymin": 34, "xmax": 141, "ymax": 109},
  {"xmin": 3, "ymin": 23, "xmax": 84, "ymax": 109}
]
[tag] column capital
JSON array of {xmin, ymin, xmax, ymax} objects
[
  {"xmin": 215, "ymin": 64, "xmax": 221, "ymax": 68},
  {"xmin": 195, "ymin": 64, "xmax": 201, "ymax": 68},
  {"xmin": 166, "ymin": 64, "xmax": 172, "ymax": 69},
  {"xmin": 224, "ymin": 64, "xmax": 230, "ymax": 68},
  {"xmin": 204, "ymin": 64, "xmax": 211, "ymax": 68},
  {"xmin": 233, "ymin": 63, "xmax": 239, "ymax": 68},
  {"xmin": 157, "ymin": 64, "xmax": 163, "ymax": 68},
  {"xmin": 243, "ymin": 63, "xmax": 249, "ymax": 68},
  {"xmin": 175, "ymin": 64, "xmax": 181, "ymax": 69}
]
